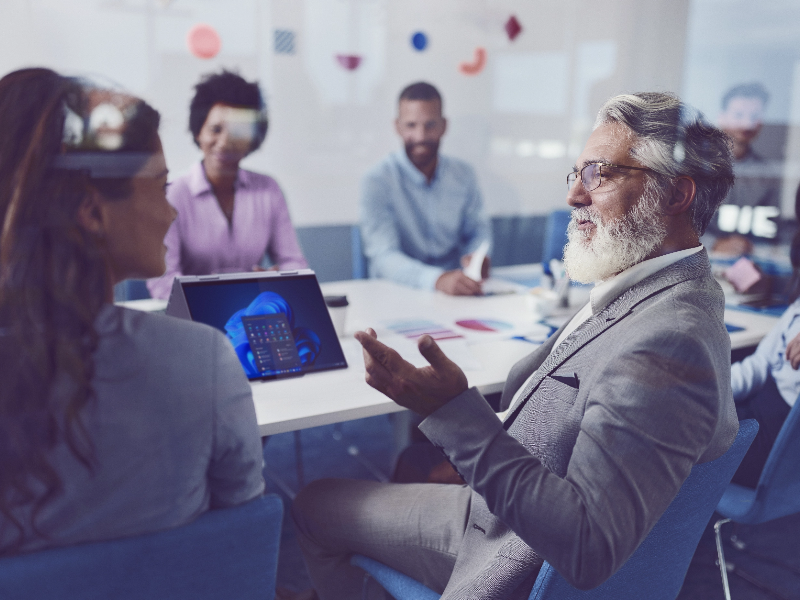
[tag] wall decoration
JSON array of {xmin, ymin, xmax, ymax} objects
[
  {"xmin": 304, "ymin": 0, "xmax": 385, "ymax": 106},
  {"xmin": 336, "ymin": 54, "xmax": 363, "ymax": 70},
  {"xmin": 459, "ymin": 47, "xmax": 487, "ymax": 75},
  {"xmin": 274, "ymin": 30, "xmax": 296, "ymax": 55},
  {"xmin": 187, "ymin": 23, "xmax": 221, "ymax": 59},
  {"xmin": 505, "ymin": 15, "xmax": 522, "ymax": 41},
  {"xmin": 411, "ymin": 31, "xmax": 428, "ymax": 51}
]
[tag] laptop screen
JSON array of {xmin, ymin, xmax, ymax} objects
[{"xmin": 180, "ymin": 273, "xmax": 347, "ymax": 381}]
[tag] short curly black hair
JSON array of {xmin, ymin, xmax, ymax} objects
[{"xmin": 189, "ymin": 69, "xmax": 268, "ymax": 151}]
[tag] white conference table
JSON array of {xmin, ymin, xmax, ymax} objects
[
  {"xmin": 120, "ymin": 275, "xmax": 780, "ymax": 438},
  {"xmin": 248, "ymin": 278, "xmax": 779, "ymax": 437},
  {"xmin": 251, "ymin": 278, "xmax": 547, "ymax": 436}
]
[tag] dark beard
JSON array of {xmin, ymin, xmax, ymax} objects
[{"xmin": 405, "ymin": 140, "xmax": 439, "ymax": 172}]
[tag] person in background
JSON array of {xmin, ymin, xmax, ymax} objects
[
  {"xmin": 710, "ymin": 82, "xmax": 781, "ymax": 255},
  {"xmin": 147, "ymin": 70, "xmax": 307, "ymax": 300},
  {"xmin": 729, "ymin": 222, "xmax": 800, "ymax": 488},
  {"xmin": 0, "ymin": 68, "xmax": 264, "ymax": 554},
  {"xmin": 359, "ymin": 82, "xmax": 491, "ymax": 296}
]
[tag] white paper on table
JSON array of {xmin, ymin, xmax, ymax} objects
[
  {"xmin": 376, "ymin": 335, "xmax": 481, "ymax": 371},
  {"xmin": 481, "ymin": 277, "xmax": 528, "ymax": 295},
  {"xmin": 439, "ymin": 339, "xmax": 482, "ymax": 371},
  {"xmin": 450, "ymin": 315, "xmax": 547, "ymax": 344},
  {"xmin": 464, "ymin": 240, "xmax": 490, "ymax": 282}
]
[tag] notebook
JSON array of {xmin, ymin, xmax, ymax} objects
[{"xmin": 166, "ymin": 270, "xmax": 348, "ymax": 381}]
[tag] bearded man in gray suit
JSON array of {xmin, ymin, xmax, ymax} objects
[{"xmin": 291, "ymin": 92, "xmax": 739, "ymax": 600}]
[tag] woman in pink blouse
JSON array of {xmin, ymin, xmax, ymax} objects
[{"xmin": 147, "ymin": 70, "xmax": 307, "ymax": 299}]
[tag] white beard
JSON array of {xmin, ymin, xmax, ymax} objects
[{"xmin": 562, "ymin": 186, "xmax": 667, "ymax": 284}]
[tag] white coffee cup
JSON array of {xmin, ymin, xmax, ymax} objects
[
  {"xmin": 525, "ymin": 287, "xmax": 559, "ymax": 318},
  {"xmin": 324, "ymin": 295, "xmax": 349, "ymax": 338}
]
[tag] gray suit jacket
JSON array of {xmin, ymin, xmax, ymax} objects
[
  {"xmin": 0, "ymin": 305, "xmax": 265, "ymax": 554},
  {"xmin": 419, "ymin": 250, "xmax": 739, "ymax": 599}
]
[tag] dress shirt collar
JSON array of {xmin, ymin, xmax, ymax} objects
[
  {"xmin": 187, "ymin": 161, "xmax": 249, "ymax": 197},
  {"xmin": 589, "ymin": 244, "xmax": 704, "ymax": 315},
  {"xmin": 395, "ymin": 149, "xmax": 439, "ymax": 186}
]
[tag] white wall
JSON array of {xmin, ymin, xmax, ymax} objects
[{"xmin": 1, "ymin": 0, "xmax": 798, "ymax": 225}]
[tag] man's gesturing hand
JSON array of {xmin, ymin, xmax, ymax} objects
[{"xmin": 354, "ymin": 328, "xmax": 468, "ymax": 417}]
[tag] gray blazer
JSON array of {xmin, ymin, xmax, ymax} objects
[
  {"xmin": 0, "ymin": 305, "xmax": 265, "ymax": 554},
  {"xmin": 420, "ymin": 250, "xmax": 739, "ymax": 599}
]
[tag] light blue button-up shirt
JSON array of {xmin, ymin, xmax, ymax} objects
[
  {"xmin": 732, "ymin": 298, "xmax": 800, "ymax": 407},
  {"xmin": 359, "ymin": 149, "xmax": 491, "ymax": 290}
]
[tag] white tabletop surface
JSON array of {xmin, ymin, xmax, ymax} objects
[
  {"xmin": 118, "ymin": 270, "xmax": 780, "ymax": 436},
  {"xmin": 252, "ymin": 277, "xmax": 778, "ymax": 436},
  {"xmin": 252, "ymin": 279, "xmax": 549, "ymax": 435}
]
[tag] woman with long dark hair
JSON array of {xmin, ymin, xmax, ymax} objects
[{"xmin": 0, "ymin": 68, "xmax": 264, "ymax": 555}]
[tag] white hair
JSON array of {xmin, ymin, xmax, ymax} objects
[{"xmin": 594, "ymin": 92, "xmax": 734, "ymax": 235}]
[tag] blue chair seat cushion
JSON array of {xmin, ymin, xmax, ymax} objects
[{"xmin": 350, "ymin": 555, "xmax": 441, "ymax": 600}]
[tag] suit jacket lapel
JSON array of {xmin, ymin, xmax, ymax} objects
[
  {"xmin": 501, "ymin": 250, "xmax": 712, "ymax": 428},
  {"xmin": 499, "ymin": 322, "xmax": 567, "ymax": 411}
]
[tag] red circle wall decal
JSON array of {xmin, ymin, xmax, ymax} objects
[{"xmin": 187, "ymin": 23, "xmax": 221, "ymax": 59}]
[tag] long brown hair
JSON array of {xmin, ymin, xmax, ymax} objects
[{"xmin": 0, "ymin": 68, "xmax": 160, "ymax": 552}]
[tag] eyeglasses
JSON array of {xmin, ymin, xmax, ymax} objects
[{"xmin": 567, "ymin": 162, "xmax": 653, "ymax": 192}]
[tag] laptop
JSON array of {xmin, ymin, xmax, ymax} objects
[{"xmin": 166, "ymin": 269, "xmax": 348, "ymax": 381}]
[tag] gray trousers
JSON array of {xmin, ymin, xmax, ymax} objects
[{"xmin": 292, "ymin": 478, "xmax": 472, "ymax": 600}]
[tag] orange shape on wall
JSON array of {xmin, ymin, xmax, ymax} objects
[
  {"xmin": 187, "ymin": 23, "xmax": 221, "ymax": 59},
  {"xmin": 459, "ymin": 47, "xmax": 486, "ymax": 76}
]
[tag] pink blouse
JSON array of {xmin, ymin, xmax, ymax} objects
[{"xmin": 147, "ymin": 162, "xmax": 308, "ymax": 299}]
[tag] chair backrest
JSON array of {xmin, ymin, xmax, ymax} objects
[
  {"xmin": 489, "ymin": 215, "xmax": 547, "ymax": 267},
  {"xmin": 541, "ymin": 210, "xmax": 571, "ymax": 275},
  {"xmin": 747, "ymin": 396, "xmax": 800, "ymax": 523},
  {"xmin": 528, "ymin": 420, "xmax": 758, "ymax": 600},
  {"xmin": 351, "ymin": 224, "xmax": 368, "ymax": 280},
  {"xmin": 0, "ymin": 494, "xmax": 283, "ymax": 600},
  {"xmin": 113, "ymin": 279, "xmax": 152, "ymax": 302}
]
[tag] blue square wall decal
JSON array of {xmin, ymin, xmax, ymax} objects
[{"xmin": 274, "ymin": 30, "xmax": 295, "ymax": 54}]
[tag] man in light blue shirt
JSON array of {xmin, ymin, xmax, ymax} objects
[{"xmin": 360, "ymin": 82, "xmax": 491, "ymax": 295}]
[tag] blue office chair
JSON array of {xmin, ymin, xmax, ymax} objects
[
  {"xmin": 541, "ymin": 210, "xmax": 571, "ymax": 276},
  {"xmin": 0, "ymin": 494, "xmax": 283, "ymax": 600},
  {"xmin": 351, "ymin": 555, "xmax": 440, "ymax": 600},
  {"xmin": 352, "ymin": 225, "xmax": 368, "ymax": 280},
  {"xmin": 715, "ymin": 397, "xmax": 800, "ymax": 600},
  {"xmin": 113, "ymin": 279, "xmax": 152, "ymax": 301},
  {"xmin": 351, "ymin": 420, "xmax": 758, "ymax": 600}
]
